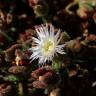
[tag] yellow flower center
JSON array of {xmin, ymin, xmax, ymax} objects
[{"xmin": 42, "ymin": 39, "xmax": 55, "ymax": 55}]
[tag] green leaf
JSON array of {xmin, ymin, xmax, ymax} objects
[
  {"xmin": 4, "ymin": 75, "xmax": 21, "ymax": 82},
  {"xmin": 52, "ymin": 60, "xmax": 62, "ymax": 71}
]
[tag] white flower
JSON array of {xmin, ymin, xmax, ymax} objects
[{"xmin": 30, "ymin": 24, "xmax": 66, "ymax": 65}]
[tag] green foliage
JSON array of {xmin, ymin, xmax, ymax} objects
[
  {"xmin": 4, "ymin": 75, "xmax": 23, "ymax": 82},
  {"xmin": 52, "ymin": 60, "xmax": 62, "ymax": 71}
]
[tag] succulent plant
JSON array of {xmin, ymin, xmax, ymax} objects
[
  {"xmin": 0, "ymin": 83, "xmax": 12, "ymax": 96},
  {"xmin": 8, "ymin": 66, "xmax": 27, "ymax": 75},
  {"xmin": 31, "ymin": 67, "xmax": 47, "ymax": 79}
]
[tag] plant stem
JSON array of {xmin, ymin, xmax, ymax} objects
[{"xmin": 18, "ymin": 82, "xmax": 24, "ymax": 96}]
